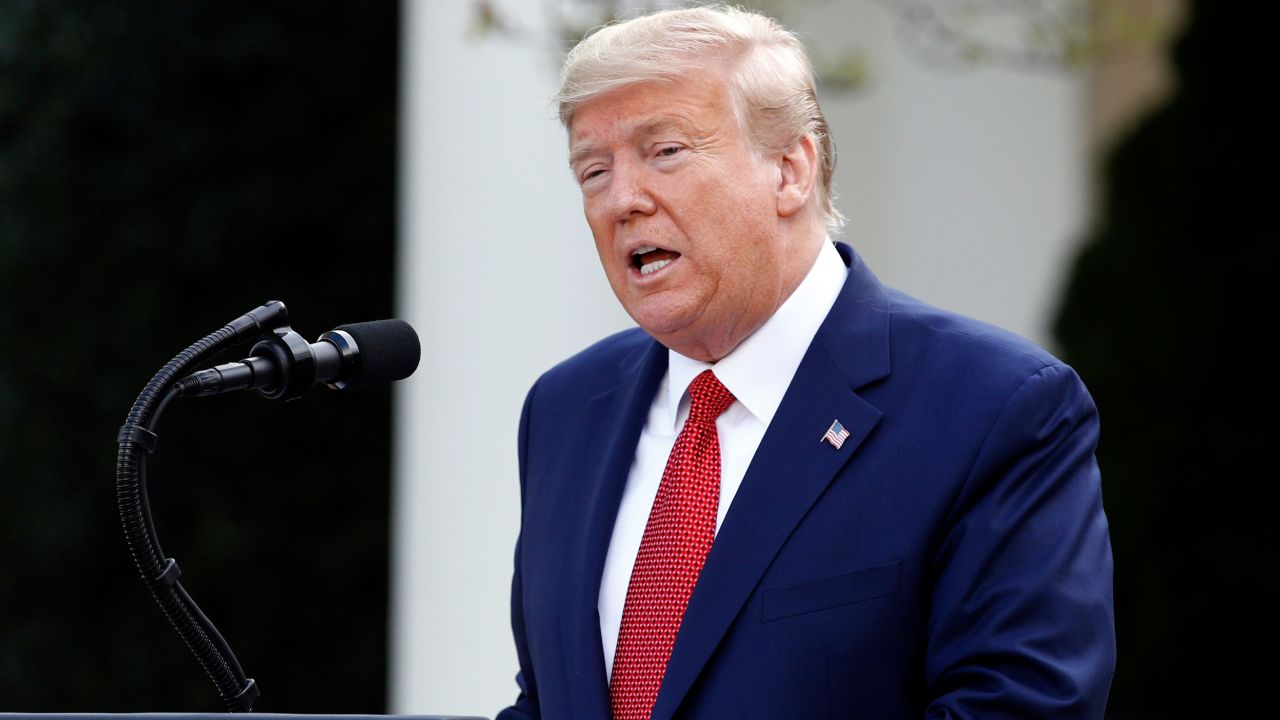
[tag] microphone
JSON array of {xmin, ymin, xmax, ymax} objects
[{"xmin": 178, "ymin": 319, "xmax": 420, "ymax": 400}]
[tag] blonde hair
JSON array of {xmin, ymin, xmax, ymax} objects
[{"xmin": 557, "ymin": 4, "xmax": 843, "ymax": 229}]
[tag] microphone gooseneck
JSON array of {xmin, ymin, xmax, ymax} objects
[
  {"xmin": 116, "ymin": 301, "xmax": 286, "ymax": 712},
  {"xmin": 116, "ymin": 301, "xmax": 419, "ymax": 712}
]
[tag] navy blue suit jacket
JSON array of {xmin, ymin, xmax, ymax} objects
[{"xmin": 499, "ymin": 244, "xmax": 1115, "ymax": 719}]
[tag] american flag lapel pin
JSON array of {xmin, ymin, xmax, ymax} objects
[{"xmin": 820, "ymin": 419, "xmax": 851, "ymax": 450}]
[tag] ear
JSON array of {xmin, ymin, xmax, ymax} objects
[{"xmin": 775, "ymin": 133, "xmax": 818, "ymax": 218}]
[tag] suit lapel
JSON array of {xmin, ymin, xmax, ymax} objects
[
  {"xmin": 561, "ymin": 337, "xmax": 667, "ymax": 718},
  {"xmin": 651, "ymin": 244, "xmax": 894, "ymax": 720}
]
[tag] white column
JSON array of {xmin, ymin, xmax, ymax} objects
[
  {"xmin": 816, "ymin": 2, "xmax": 1088, "ymax": 348},
  {"xmin": 392, "ymin": 1, "xmax": 630, "ymax": 715}
]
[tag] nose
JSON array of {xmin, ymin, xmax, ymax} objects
[{"xmin": 604, "ymin": 158, "xmax": 656, "ymax": 222}]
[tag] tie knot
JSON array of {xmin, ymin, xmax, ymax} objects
[{"xmin": 687, "ymin": 370, "xmax": 735, "ymax": 424}]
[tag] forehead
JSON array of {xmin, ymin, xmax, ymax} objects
[{"xmin": 568, "ymin": 71, "xmax": 735, "ymax": 154}]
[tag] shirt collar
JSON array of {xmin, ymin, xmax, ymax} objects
[{"xmin": 665, "ymin": 239, "xmax": 848, "ymax": 430}]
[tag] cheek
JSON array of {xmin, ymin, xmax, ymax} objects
[
  {"xmin": 585, "ymin": 210, "xmax": 615, "ymax": 261},
  {"xmin": 707, "ymin": 166, "xmax": 772, "ymax": 221},
  {"xmin": 593, "ymin": 239, "xmax": 623, "ymax": 281},
  {"xmin": 584, "ymin": 199, "xmax": 606, "ymax": 233}
]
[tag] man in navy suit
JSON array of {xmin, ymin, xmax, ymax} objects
[{"xmin": 499, "ymin": 6, "xmax": 1114, "ymax": 719}]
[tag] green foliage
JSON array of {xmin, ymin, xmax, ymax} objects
[
  {"xmin": 1054, "ymin": 1, "xmax": 1274, "ymax": 715},
  {"xmin": 0, "ymin": 1, "xmax": 398, "ymax": 711}
]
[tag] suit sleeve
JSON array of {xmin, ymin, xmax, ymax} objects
[
  {"xmin": 924, "ymin": 363, "xmax": 1116, "ymax": 719},
  {"xmin": 495, "ymin": 381, "xmax": 541, "ymax": 720}
]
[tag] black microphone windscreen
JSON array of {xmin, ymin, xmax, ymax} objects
[{"xmin": 336, "ymin": 319, "xmax": 421, "ymax": 390}]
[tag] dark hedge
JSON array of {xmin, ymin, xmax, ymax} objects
[
  {"xmin": 1054, "ymin": 1, "xmax": 1274, "ymax": 716},
  {"xmin": 1, "ymin": 2, "xmax": 399, "ymax": 712}
]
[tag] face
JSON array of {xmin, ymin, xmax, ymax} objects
[{"xmin": 569, "ymin": 69, "xmax": 812, "ymax": 362}]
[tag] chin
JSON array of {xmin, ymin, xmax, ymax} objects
[
  {"xmin": 626, "ymin": 305, "xmax": 692, "ymax": 340},
  {"xmin": 632, "ymin": 314, "xmax": 689, "ymax": 340}
]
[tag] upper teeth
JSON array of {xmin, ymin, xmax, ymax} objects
[{"xmin": 633, "ymin": 245, "xmax": 658, "ymax": 256}]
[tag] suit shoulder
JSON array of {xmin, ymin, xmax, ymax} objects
[
  {"xmin": 531, "ymin": 326, "xmax": 655, "ymax": 400},
  {"xmin": 880, "ymin": 287, "xmax": 1064, "ymax": 382}
]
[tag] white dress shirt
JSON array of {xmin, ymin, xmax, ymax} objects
[{"xmin": 599, "ymin": 239, "xmax": 848, "ymax": 677}]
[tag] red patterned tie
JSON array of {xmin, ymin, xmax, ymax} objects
[{"xmin": 610, "ymin": 370, "xmax": 736, "ymax": 720}]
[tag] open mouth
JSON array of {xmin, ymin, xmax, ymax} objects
[{"xmin": 631, "ymin": 245, "xmax": 681, "ymax": 276}]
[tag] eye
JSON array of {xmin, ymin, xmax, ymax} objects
[
  {"xmin": 580, "ymin": 166, "xmax": 608, "ymax": 185},
  {"xmin": 654, "ymin": 143, "xmax": 684, "ymax": 159}
]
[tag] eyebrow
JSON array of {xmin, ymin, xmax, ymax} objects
[
  {"xmin": 568, "ymin": 116, "xmax": 694, "ymax": 169},
  {"xmin": 568, "ymin": 142, "xmax": 600, "ymax": 170}
]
